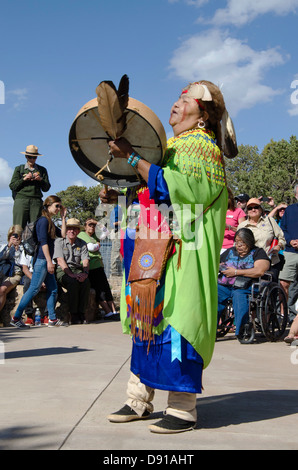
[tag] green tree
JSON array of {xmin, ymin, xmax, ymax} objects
[
  {"xmin": 224, "ymin": 144, "xmax": 261, "ymax": 196},
  {"xmin": 258, "ymin": 136, "xmax": 298, "ymax": 204},
  {"xmin": 56, "ymin": 185, "xmax": 102, "ymax": 223},
  {"xmin": 225, "ymin": 136, "xmax": 298, "ymax": 205}
]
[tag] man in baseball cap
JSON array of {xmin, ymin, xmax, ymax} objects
[{"xmin": 235, "ymin": 193, "xmax": 250, "ymax": 215}]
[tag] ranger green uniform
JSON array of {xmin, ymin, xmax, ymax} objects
[{"xmin": 9, "ymin": 162, "xmax": 51, "ymax": 229}]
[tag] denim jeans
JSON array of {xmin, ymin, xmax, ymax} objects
[
  {"xmin": 14, "ymin": 258, "xmax": 58, "ymax": 320},
  {"xmin": 217, "ymin": 283, "xmax": 251, "ymax": 335}
]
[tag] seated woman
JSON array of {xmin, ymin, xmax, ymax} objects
[
  {"xmin": 218, "ymin": 228, "xmax": 270, "ymax": 338},
  {"xmin": 0, "ymin": 225, "xmax": 24, "ymax": 324},
  {"xmin": 78, "ymin": 218, "xmax": 119, "ymax": 321}
]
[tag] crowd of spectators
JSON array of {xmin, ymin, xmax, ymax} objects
[
  {"xmin": 1, "ymin": 209, "xmax": 120, "ymax": 328},
  {"xmin": 0, "ymin": 144, "xmax": 120, "ymax": 327},
  {"xmin": 1, "ymin": 142, "xmax": 298, "ymax": 343},
  {"xmin": 218, "ymin": 186, "xmax": 298, "ymax": 344}
]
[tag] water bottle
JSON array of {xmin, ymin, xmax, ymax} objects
[{"xmin": 35, "ymin": 308, "xmax": 41, "ymax": 326}]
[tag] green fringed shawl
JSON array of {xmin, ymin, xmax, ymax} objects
[{"xmin": 121, "ymin": 128, "xmax": 227, "ymax": 369}]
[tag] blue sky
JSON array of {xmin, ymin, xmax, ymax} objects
[{"xmin": 0, "ymin": 0, "xmax": 297, "ymax": 241}]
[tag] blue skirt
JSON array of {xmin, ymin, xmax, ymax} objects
[
  {"xmin": 123, "ymin": 225, "xmax": 203, "ymax": 394},
  {"xmin": 130, "ymin": 325, "xmax": 203, "ymax": 394}
]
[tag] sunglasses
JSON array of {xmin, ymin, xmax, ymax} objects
[
  {"xmin": 247, "ymin": 206, "xmax": 260, "ymax": 210},
  {"xmin": 87, "ymin": 223, "xmax": 96, "ymax": 227},
  {"xmin": 54, "ymin": 204, "xmax": 62, "ymax": 209},
  {"xmin": 26, "ymin": 155, "xmax": 38, "ymax": 159}
]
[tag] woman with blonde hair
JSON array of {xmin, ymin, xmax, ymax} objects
[
  {"xmin": 0, "ymin": 225, "xmax": 24, "ymax": 322},
  {"xmin": 11, "ymin": 195, "xmax": 67, "ymax": 328}
]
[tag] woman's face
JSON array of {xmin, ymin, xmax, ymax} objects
[
  {"xmin": 278, "ymin": 208, "xmax": 286, "ymax": 218},
  {"xmin": 247, "ymin": 204, "xmax": 262, "ymax": 220},
  {"xmin": 48, "ymin": 201, "xmax": 62, "ymax": 216},
  {"xmin": 235, "ymin": 236, "xmax": 250, "ymax": 256},
  {"xmin": 9, "ymin": 233, "xmax": 21, "ymax": 246},
  {"xmin": 169, "ymin": 95, "xmax": 201, "ymax": 136},
  {"xmin": 85, "ymin": 221, "xmax": 97, "ymax": 235}
]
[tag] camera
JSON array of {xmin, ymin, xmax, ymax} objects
[
  {"xmin": 261, "ymin": 197, "xmax": 270, "ymax": 203},
  {"xmin": 12, "ymin": 233, "xmax": 19, "ymax": 238}
]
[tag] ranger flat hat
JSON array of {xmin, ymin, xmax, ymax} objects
[
  {"xmin": 66, "ymin": 218, "xmax": 81, "ymax": 228},
  {"xmin": 20, "ymin": 144, "xmax": 43, "ymax": 156}
]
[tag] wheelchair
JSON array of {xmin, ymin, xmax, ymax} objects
[{"xmin": 217, "ymin": 272, "xmax": 288, "ymax": 344}]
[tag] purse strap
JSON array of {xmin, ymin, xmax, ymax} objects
[{"xmin": 191, "ymin": 186, "xmax": 225, "ymax": 226}]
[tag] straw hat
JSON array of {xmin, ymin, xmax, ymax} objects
[
  {"xmin": 20, "ymin": 144, "xmax": 43, "ymax": 157},
  {"xmin": 66, "ymin": 218, "xmax": 81, "ymax": 228}
]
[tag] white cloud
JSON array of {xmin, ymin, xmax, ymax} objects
[
  {"xmin": 288, "ymin": 106, "xmax": 298, "ymax": 116},
  {"xmin": 208, "ymin": 0, "xmax": 298, "ymax": 26},
  {"xmin": 169, "ymin": 29, "xmax": 286, "ymax": 115},
  {"xmin": 0, "ymin": 158, "xmax": 14, "ymax": 190},
  {"xmin": 0, "ymin": 197, "xmax": 14, "ymax": 242},
  {"xmin": 71, "ymin": 177, "xmax": 98, "ymax": 188},
  {"xmin": 7, "ymin": 88, "xmax": 28, "ymax": 110}
]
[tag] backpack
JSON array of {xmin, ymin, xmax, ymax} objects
[
  {"xmin": 22, "ymin": 219, "xmax": 39, "ymax": 257},
  {"xmin": 11, "ymin": 165, "xmax": 25, "ymax": 200}
]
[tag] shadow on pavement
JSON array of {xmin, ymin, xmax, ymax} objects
[{"xmin": 196, "ymin": 389, "xmax": 298, "ymax": 428}]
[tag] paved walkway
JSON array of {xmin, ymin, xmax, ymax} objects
[{"xmin": 0, "ymin": 321, "xmax": 298, "ymax": 451}]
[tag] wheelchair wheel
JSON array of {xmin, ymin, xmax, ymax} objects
[
  {"xmin": 237, "ymin": 322, "xmax": 255, "ymax": 344},
  {"xmin": 259, "ymin": 282, "xmax": 288, "ymax": 341},
  {"xmin": 217, "ymin": 302, "xmax": 234, "ymax": 338}
]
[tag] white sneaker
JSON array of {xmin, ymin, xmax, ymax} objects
[
  {"xmin": 10, "ymin": 318, "xmax": 30, "ymax": 329},
  {"xmin": 48, "ymin": 319, "xmax": 68, "ymax": 327}
]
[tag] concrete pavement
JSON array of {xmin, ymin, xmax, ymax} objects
[{"xmin": 0, "ymin": 320, "xmax": 298, "ymax": 451}]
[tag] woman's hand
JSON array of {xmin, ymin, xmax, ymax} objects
[
  {"xmin": 99, "ymin": 188, "xmax": 120, "ymax": 204},
  {"xmin": 47, "ymin": 260, "xmax": 55, "ymax": 274},
  {"xmin": 9, "ymin": 235, "xmax": 21, "ymax": 249},
  {"xmin": 60, "ymin": 205, "xmax": 67, "ymax": 218},
  {"xmin": 108, "ymin": 137, "xmax": 133, "ymax": 159}
]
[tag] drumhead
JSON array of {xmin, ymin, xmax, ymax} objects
[{"xmin": 69, "ymin": 97, "xmax": 167, "ymax": 187}]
